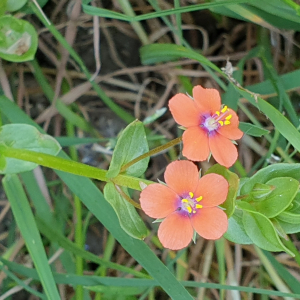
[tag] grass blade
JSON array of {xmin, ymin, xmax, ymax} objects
[{"xmin": 2, "ymin": 174, "xmax": 60, "ymax": 300}]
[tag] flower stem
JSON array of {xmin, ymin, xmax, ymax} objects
[
  {"xmin": 114, "ymin": 184, "xmax": 141, "ymax": 209},
  {"xmin": 120, "ymin": 136, "xmax": 182, "ymax": 173}
]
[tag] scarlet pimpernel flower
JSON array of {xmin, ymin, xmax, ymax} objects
[
  {"xmin": 169, "ymin": 85, "xmax": 243, "ymax": 168},
  {"xmin": 140, "ymin": 160, "xmax": 228, "ymax": 250}
]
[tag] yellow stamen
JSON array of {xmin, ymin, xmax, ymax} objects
[
  {"xmin": 215, "ymin": 111, "xmax": 220, "ymax": 116},
  {"xmin": 189, "ymin": 192, "xmax": 194, "ymax": 198},
  {"xmin": 187, "ymin": 206, "xmax": 192, "ymax": 213},
  {"xmin": 225, "ymin": 115, "xmax": 232, "ymax": 120},
  {"xmin": 182, "ymin": 199, "xmax": 188, "ymax": 203},
  {"xmin": 221, "ymin": 106, "xmax": 228, "ymax": 113},
  {"xmin": 224, "ymin": 120, "xmax": 231, "ymax": 125},
  {"xmin": 218, "ymin": 121, "xmax": 224, "ymax": 126},
  {"xmin": 196, "ymin": 196, "xmax": 203, "ymax": 202},
  {"xmin": 196, "ymin": 204, "xmax": 203, "ymax": 209},
  {"xmin": 193, "ymin": 210, "xmax": 196, "ymax": 214}
]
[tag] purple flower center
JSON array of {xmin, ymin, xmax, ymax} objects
[
  {"xmin": 179, "ymin": 192, "xmax": 203, "ymax": 215},
  {"xmin": 200, "ymin": 105, "xmax": 232, "ymax": 133}
]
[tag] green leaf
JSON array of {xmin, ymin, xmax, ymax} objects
[
  {"xmin": 84, "ymin": 285, "xmax": 147, "ymax": 296},
  {"xmin": 205, "ymin": 164, "xmax": 239, "ymax": 217},
  {"xmin": 140, "ymin": 43, "xmax": 221, "ymax": 73},
  {"xmin": 249, "ymin": 182, "xmax": 275, "ymax": 201},
  {"xmin": 0, "ymin": 15, "xmax": 38, "ymax": 62},
  {"xmin": 107, "ymin": 120, "xmax": 149, "ymax": 178},
  {"xmin": 104, "ymin": 183, "xmax": 148, "ymax": 239},
  {"xmin": 250, "ymin": 177, "xmax": 299, "ymax": 218},
  {"xmin": 275, "ymin": 193, "xmax": 300, "ymax": 233},
  {"xmin": 2, "ymin": 174, "xmax": 60, "ymax": 299},
  {"xmin": 238, "ymin": 202, "xmax": 293, "ymax": 255},
  {"xmin": 224, "ymin": 210, "xmax": 253, "ymax": 244},
  {"xmin": 0, "ymin": 124, "xmax": 61, "ymax": 174},
  {"xmin": 6, "ymin": 0, "xmax": 27, "ymax": 11},
  {"xmin": 241, "ymin": 163, "xmax": 300, "ymax": 195},
  {"xmin": 239, "ymin": 122, "xmax": 269, "ymax": 137}
]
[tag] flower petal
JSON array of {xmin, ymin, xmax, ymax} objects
[
  {"xmin": 140, "ymin": 183, "xmax": 178, "ymax": 218},
  {"xmin": 191, "ymin": 207, "xmax": 228, "ymax": 240},
  {"xmin": 158, "ymin": 212, "xmax": 193, "ymax": 250},
  {"xmin": 217, "ymin": 109, "xmax": 243, "ymax": 140},
  {"xmin": 194, "ymin": 173, "xmax": 228, "ymax": 207},
  {"xmin": 164, "ymin": 160, "xmax": 199, "ymax": 195},
  {"xmin": 182, "ymin": 127, "xmax": 210, "ymax": 162},
  {"xmin": 193, "ymin": 86, "xmax": 221, "ymax": 114},
  {"xmin": 209, "ymin": 133, "xmax": 238, "ymax": 168},
  {"xmin": 169, "ymin": 93, "xmax": 200, "ymax": 127}
]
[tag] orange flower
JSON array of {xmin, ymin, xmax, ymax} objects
[
  {"xmin": 140, "ymin": 160, "xmax": 228, "ymax": 250},
  {"xmin": 169, "ymin": 85, "xmax": 243, "ymax": 168}
]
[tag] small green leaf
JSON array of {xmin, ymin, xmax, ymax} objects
[
  {"xmin": 205, "ymin": 164, "xmax": 239, "ymax": 217},
  {"xmin": 240, "ymin": 203, "xmax": 293, "ymax": 255},
  {"xmin": 6, "ymin": 0, "xmax": 27, "ymax": 11},
  {"xmin": 0, "ymin": 124, "xmax": 61, "ymax": 174},
  {"xmin": 239, "ymin": 122, "xmax": 269, "ymax": 137},
  {"xmin": 241, "ymin": 163, "xmax": 300, "ymax": 195},
  {"xmin": 107, "ymin": 120, "xmax": 149, "ymax": 179},
  {"xmin": 275, "ymin": 218, "xmax": 300, "ymax": 234},
  {"xmin": 103, "ymin": 183, "xmax": 148, "ymax": 239},
  {"xmin": 224, "ymin": 210, "xmax": 253, "ymax": 244},
  {"xmin": 250, "ymin": 177, "xmax": 299, "ymax": 218},
  {"xmin": 249, "ymin": 182, "xmax": 275, "ymax": 201},
  {"xmin": 0, "ymin": 15, "xmax": 38, "ymax": 62},
  {"xmin": 275, "ymin": 193, "xmax": 300, "ymax": 233}
]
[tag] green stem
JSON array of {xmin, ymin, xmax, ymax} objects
[
  {"xmin": 0, "ymin": 147, "xmax": 153, "ymax": 190},
  {"xmin": 66, "ymin": 122, "xmax": 84, "ymax": 300},
  {"xmin": 281, "ymin": 239, "xmax": 300, "ymax": 267},
  {"xmin": 120, "ymin": 137, "xmax": 182, "ymax": 173},
  {"xmin": 116, "ymin": 0, "xmax": 149, "ymax": 45}
]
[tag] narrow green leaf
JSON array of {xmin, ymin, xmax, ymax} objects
[
  {"xmin": 84, "ymin": 285, "xmax": 147, "ymax": 295},
  {"xmin": 0, "ymin": 263, "xmax": 46, "ymax": 299},
  {"xmin": 2, "ymin": 174, "xmax": 60, "ymax": 299},
  {"xmin": 107, "ymin": 120, "xmax": 149, "ymax": 178},
  {"xmin": 0, "ymin": 124, "xmax": 61, "ymax": 174},
  {"xmin": 140, "ymin": 43, "xmax": 221, "ymax": 73},
  {"xmin": 36, "ymin": 217, "xmax": 149, "ymax": 278},
  {"xmin": 82, "ymin": 0, "xmax": 253, "ymax": 22},
  {"xmin": 239, "ymin": 122, "xmax": 269, "ymax": 137},
  {"xmin": 3, "ymin": 258, "xmax": 300, "ymax": 299},
  {"xmin": 234, "ymin": 88, "xmax": 300, "ymax": 157},
  {"xmin": 263, "ymin": 250, "xmax": 300, "ymax": 294}
]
